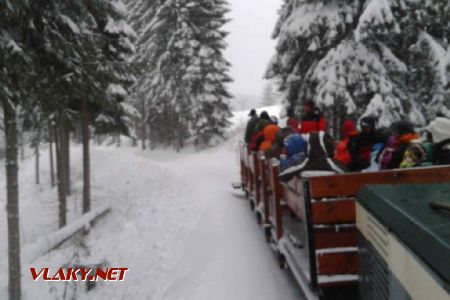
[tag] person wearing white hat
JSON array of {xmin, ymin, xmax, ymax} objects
[{"xmin": 425, "ymin": 117, "xmax": 450, "ymax": 165}]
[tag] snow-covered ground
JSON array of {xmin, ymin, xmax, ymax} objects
[{"xmin": 1, "ymin": 106, "xmax": 304, "ymax": 299}]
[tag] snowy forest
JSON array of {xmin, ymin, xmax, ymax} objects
[
  {"xmin": 267, "ymin": 0, "xmax": 450, "ymax": 136},
  {"xmin": 1, "ymin": 0, "xmax": 450, "ymax": 299}
]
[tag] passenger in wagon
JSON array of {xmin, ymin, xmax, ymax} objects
[
  {"xmin": 252, "ymin": 111, "xmax": 271, "ymax": 134},
  {"xmin": 334, "ymin": 119, "xmax": 359, "ymax": 168},
  {"xmin": 264, "ymin": 127, "xmax": 293, "ymax": 159},
  {"xmin": 259, "ymin": 123, "xmax": 280, "ymax": 152},
  {"xmin": 286, "ymin": 107, "xmax": 300, "ymax": 132},
  {"xmin": 379, "ymin": 121, "xmax": 419, "ymax": 169},
  {"xmin": 279, "ymin": 133, "xmax": 307, "ymax": 172},
  {"xmin": 247, "ymin": 111, "xmax": 271, "ymax": 151},
  {"xmin": 244, "ymin": 109, "xmax": 259, "ymax": 143},
  {"xmin": 299, "ymin": 100, "xmax": 327, "ymax": 134},
  {"xmin": 424, "ymin": 117, "xmax": 450, "ymax": 165},
  {"xmin": 278, "ymin": 132, "xmax": 345, "ymax": 182}
]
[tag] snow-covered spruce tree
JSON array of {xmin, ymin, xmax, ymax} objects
[
  {"xmin": 261, "ymin": 80, "xmax": 283, "ymax": 107},
  {"xmin": 26, "ymin": 0, "xmax": 134, "ymax": 217},
  {"xmin": 141, "ymin": 0, "xmax": 232, "ymax": 149},
  {"xmin": 124, "ymin": 0, "xmax": 158, "ymax": 149},
  {"xmin": 266, "ymin": 0, "xmax": 366, "ymax": 135},
  {"xmin": 78, "ymin": 0, "xmax": 135, "ymax": 212},
  {"xmin": 379, "ymin": 1, "xmax": 450, "ymax": 122},
  {"xmin": 267, "ymin": 0, "xmax": 450, "ymax": 133},
  {"xmin": 187, "ymin": 0, "xmax": 232, "ymax": 147}
]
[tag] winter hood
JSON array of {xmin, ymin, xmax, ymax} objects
[
  {"xmin": 263, "ymin": 124, "xmax": 280, "ymax": 142},
  {"xmin": 425, "ymin": 117, "xmax": 450, "ymax": 143}
]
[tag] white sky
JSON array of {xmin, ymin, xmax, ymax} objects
[{"xmin": 224, "ymin": 0, "xmax": 282, "ymax": 98}]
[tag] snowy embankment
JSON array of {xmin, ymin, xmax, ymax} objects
[{"xmin": 1, "ymin": 105, "xmax": 303, "ymax": 299}]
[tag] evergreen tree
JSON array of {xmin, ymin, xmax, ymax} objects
[
  {"xmin": 267, "ymin": 0, "xmax": 450, "ymax": 131},
  {"xmin": 134, "ymin": 0, "xmax": 232, "ymax": 149},
  {"xmin": 124, "ymin": 0, "xmax": 158, "ymax": 149},
  {"xmin": 261, "ymin": 80, "xmax": 282, "ymax": 107}
]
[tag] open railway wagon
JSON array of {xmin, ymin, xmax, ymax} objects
[
  {"xmin": 356, "ymin": 184, "xmax": 450, "ymax": 300},
  {"xmin": 238, "ymin": 146, "xmax": 450, "ymax": 300}
]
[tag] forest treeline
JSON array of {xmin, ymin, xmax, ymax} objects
[{"xmin": 0, "ymin": 1, "xmax": 232, "ymax": 299}]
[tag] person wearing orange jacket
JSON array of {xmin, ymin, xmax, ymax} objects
[
  {"xmin": 259, "ymin": 124, "xmax": 280, "ymax": 152},
  {"xmin": 299, "ymin": 100, "xmax": 327, "ymax": 134},
  {"xmin": 334, "ymin": 120, "xmax": 359, "ymax": 167}
]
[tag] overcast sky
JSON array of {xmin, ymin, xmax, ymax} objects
[{"xmin": 224, "ymin": 0, "xmax": 282, "ymax": 98}]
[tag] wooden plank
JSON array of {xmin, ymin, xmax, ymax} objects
[
  {"xmin": 314, "ymin": 227, "xmax": 357, "ymax": 249},
  {"xmin": 269, "ymin": 161, "xmax": 284, "ymax": 241},
  {"xmin": 253, "ymin": 152, "xmax": 261, "ymax": 204},
  {"xmin": 308, "ymin": 166, "xmax": 450, "ymax": 198},
  {"xmin": 259, "ymin": 156, "xmax": 271, "ymax": 224},
  {"xmin": 312, "ymin": 199, "xmax": 355, "ymax": 224},
  {"xmin": 316, "ymin": 252, "xmax": 358, "ymax": 276}
]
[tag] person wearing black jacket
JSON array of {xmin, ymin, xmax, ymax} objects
[
  {"xmin": 244, "ymin": 109, "xmax": 259, "ymax": 143},
  {"xmin": 347, "ymin": 116, "xmax": 379, "ymax": 171}
]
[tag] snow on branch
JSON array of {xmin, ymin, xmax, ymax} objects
[
  {"xmin": 59, "ymin": 14, "xmax": 80, "ymax": 34},
  {"xmin": 355, "ymin": 0, "xmax": 396, "ymax": 41},
  {"xmin": 418, "ymin": 31, "xmax": 449, "ymax": 86}
]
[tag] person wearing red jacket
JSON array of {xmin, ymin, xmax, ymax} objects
[
  {"xmin": 286, "ymin": 107, "xmax": 300, "ymax": 132},
  {"xmin": 299, "ymin": 100, "xmax": 327, "ymax": 134},
  {"xmin": 334, "ymin": 120, "xmax": 359, "ymax": 167}
]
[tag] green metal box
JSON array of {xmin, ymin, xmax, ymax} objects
[{"xmin": 356, "ymin": 183, "xmax": 450, "ymax": 299}]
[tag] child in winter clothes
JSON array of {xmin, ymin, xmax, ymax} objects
[
  {"xmin": 379, "ymin": 121, "xmax": 419, "ymax": 170},
  {"xmin": 280, "ymin": 134, "xmax": 307, "ymax": 172},
  {"xmin": 259, "ymin": 124, "xmax": 280, "ymax": 152},
  {"xmin": 363, "ymin": 143, "xmax": 385, "ymax": 172},
  {"xmin": 264, "ymin": 127, "xmax": 293, "ymax": 159}
]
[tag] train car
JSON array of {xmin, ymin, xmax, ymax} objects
[
  {"xmin": 356, "ymin": 184, "xmax": 450, "ymax": 300},
  {"xmin": 237, "ymin": 144, "xmax": 450, "ymax": 300}
]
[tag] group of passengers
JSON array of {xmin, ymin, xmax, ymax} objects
[{"xmin": 244, "ymin": 100, "xmax": 450, "ymax": 182}]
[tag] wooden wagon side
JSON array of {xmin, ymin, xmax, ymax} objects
[{"xmin": 279, "ymin": 166, "xmax": 450, "ymax": 300}]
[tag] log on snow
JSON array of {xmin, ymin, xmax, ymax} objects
[{"xmin": 22, "ymin": 204, "xmax": 111, "ymax": 263}]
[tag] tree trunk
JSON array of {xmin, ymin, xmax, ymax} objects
[
  {"xmin": 141, "ymin": 122, "xmax": 146, "ymax": 150},
  {"xmin": 82, "ymin": 98, "xmax": 91, "ymax": 214},
  {"xmin": 64, "ymin": 124, "xmax": 71, "ymax": 195},
  {"xmin": 4, "ymin": 102, "xmax": 22, "ymax": 300},
  {"xmin": 116, "ymin": 133, "xmax": 121, "ymax": 147},
  {"xmin": 55, "ymin": 124, "xmax": 67, "ymax": 228},
  {"xmin": 140, "ymin": 98, "xmax": 147, "ymax": 150},
  {"xmin": 132, "ymin": 120, "xmax": 137, "ymax": 147},
  {"xmin": 16, "ymin": 108, "xmax": 24, "ymax": 162},
  {"xmin": 35, "ymin": 131, "xmax": 40, "ymax": 185},
  {"xmin": 49, "ymin": 121, "xmax": 55, "ymax": 187}
]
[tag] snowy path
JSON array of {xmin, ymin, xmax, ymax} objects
[
  {"xmin": 3, "ymin": 133, "xmax": 303, "ymax": 299},
  {"xmin": 152, "ymin": 140, "xmax": 303, "ymax": 300}
]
